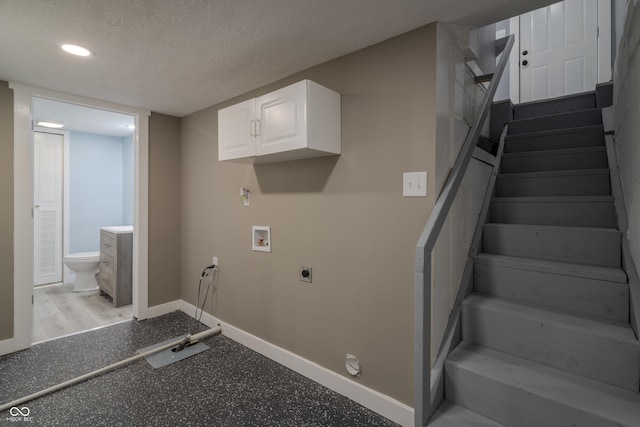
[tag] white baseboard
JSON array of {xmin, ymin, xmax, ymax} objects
[
  {"xmin": 2, "ymin": 298, "xmax": 415, "ymax": 424},
  {"xmin": 63, "ymin": 272, "xmax": 74, "ymax": 285},
  {"xmin": 144, "ymin": 300, "xmax": 181, "ymax": 319},
  {"xmin": 0, "ymin": 337, "xmax": 21, "ymax": 357},
  {"xmin": 175, "ymin": 299, "xmax": 414, "ymax": 427}
]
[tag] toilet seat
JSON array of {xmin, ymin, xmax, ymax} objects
[{"xmin": 64, "ymin": 251, "xmax": 100, "ymax": 263}]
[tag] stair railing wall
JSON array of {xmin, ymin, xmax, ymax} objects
[
  {"xmin": 604, "ymin": 133, "xmax": 640, "ymax": 338},
  {"xmin": 428, "ymin": 126, "xmax": 508, "ymax": 414},
  {"xmin": 414, "ymin": 34, "xmax": 514, "ymax": 427}
]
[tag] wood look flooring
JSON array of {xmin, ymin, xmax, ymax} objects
[{"xmin": 32, "ymin": 283, "xmax": 132, "ymax": 343}]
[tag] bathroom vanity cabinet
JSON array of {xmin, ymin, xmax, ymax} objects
[
  {"xmin": 218, "ymin": 79, "xmax": 341, "ymax": 163},
  {"xmin": 99, "ymin": 226, "xmax": 133, "ymax": 307}
]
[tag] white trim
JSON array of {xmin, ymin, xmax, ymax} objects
[
  {"xmin": 3, "ymin": 82, "xmax": 150, "ymax": 356},
  {"xmin": 179, "ymin": 300, "xmax": 218, "ymax": 328},
  {"xmin": 177, "ymin": 299, "xmax": 414, "ymax": 427},
  {"xmin": 5, "ymin": 86, "xmax": 34, "ymax": 355},
  {"xmin": 63, "ymin": 272, "xmax": 75, "ymax": 285},
  {"xmin": 32, "ymin": 282, "xmax": 64, "ymax": 290},
  {"xmin": 145, "ymin": 300, "xmax": 182, "ymax": 319},
  {"xmin": 62, "ymin": 129, "xmax": 72, "ymax": 283},
  {"xmin": 0, "ymin": 338, "xmax": 25, "ymax": 356},
  {"xmin": 132, "ymin": 111, "xmax": 150, "ymax": 320},
  {"xmin": 597, "ymin": 0, "xmax": 612, "ymax": 83},
  {"xmin": 509, "ymin": 16, "xmax": 521, "ymax": 104},
  {"xmin": 32, "ymin": 318, "xmax": 133, "ymax": 345}
]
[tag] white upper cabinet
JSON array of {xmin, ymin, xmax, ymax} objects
[
  {"xmin": 218, "ymin": 80, "xmax": 340, "ymax": 163},
  {"xmin": 218, "ymin": 98, "xmax": 256, "ymax": 161},
  {"xmin": 256, "ymin": 83, "xmax": 306, "ymax": 157}
]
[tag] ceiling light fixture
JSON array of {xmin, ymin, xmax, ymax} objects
[
  {"xmin": 61, "ymin": 44, "xmax": 92, "ymax": 57},
  {"xmin": 37, "ymin": 121, "xmax": 64, "ymax": 129},
  {"xmin": 127, "ymin": 124, "xmax": 135, "ymax": 130}
]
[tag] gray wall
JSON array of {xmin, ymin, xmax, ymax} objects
[
  {"xmin": 0, "ymin": 81, "xmax": 14, "ymax": 340},
  {"xmin": 477, "ymin": 23, "xmax": 498, "ymax": 75},
  {"xmin": 148, "ymin": 112, "xmax": 182, "ymax": 306},
  {"xmin": 432, "ymin": 23, "xmax": 495, "ymax": 364},
  {"xmin": 612, "ymin": 0, "xmax": 630, "ymax": 66},
  {"xmin": 494, "ymin": 19, "xmax": 512, "ymax": 101},
  {"xmin": 612, "ymin": 1, "xmax": 640, "ymax": 272},
  {"xmin": 180, "ymin": 24, "xmax": 437, "ymax": 405}
]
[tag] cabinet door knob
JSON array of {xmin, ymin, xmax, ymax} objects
[
  {"xmin": 522, "ymin": 60, "xmax": 529, "ymax": 67},
  {"xmin": 522, "ymin": 50, "xmax": 528, "ymax": 56}
]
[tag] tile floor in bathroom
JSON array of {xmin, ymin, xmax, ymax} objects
[{"xmin": 0, "ymin": 311, "xmax": 399, "ymax": 427}]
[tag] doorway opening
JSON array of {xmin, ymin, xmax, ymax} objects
[
  {"xmin": 31, "ymin": 99, "xmax": 137, "ymax": 342},
  {"xmin": 3, "ymin": 82, "xmax": 150, "ymax": 357},
  {"xmin": 492, "ymin": 0, "xmax": 611, "ymax": 104}
]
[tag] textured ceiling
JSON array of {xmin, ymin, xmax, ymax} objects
[
  {"xmin": 0, "ymin": 0, "xmax": 552, "ymax": 117},
  {"xmin": 33, "ymin": 98, "xmax": 135, "ymax": 137}
]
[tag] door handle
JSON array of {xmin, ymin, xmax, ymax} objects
[
  {"xmin": 34, "ymin": 204, "xmax": 40, "ymax": 208},
  {"xmin": 522, "ymin": 50, "xmax": 528, "ymax": 56},
  {"xmin": 522, "ymin": 60, "xmax": 529, "ymax": 67}
]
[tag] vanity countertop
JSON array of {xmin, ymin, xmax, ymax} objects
[{"xmin": 101, "ymin": 225, "xmax": 134, "ymax": 234}]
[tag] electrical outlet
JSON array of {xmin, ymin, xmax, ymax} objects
[
  {"xmin": 212, "ymin": 257, "xmax": 218, "ymax": 268},
  {"xmin": 299, "ymin": 265, "xmax": 312, "ymax": 283},
  {"xmin": 403, "ymin": 171, "xmax": 427, "ymax": 197}
]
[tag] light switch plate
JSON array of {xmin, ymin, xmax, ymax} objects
[{"xmin": 403, "ymin": 172, "xmax": 427, "ymax": 197}]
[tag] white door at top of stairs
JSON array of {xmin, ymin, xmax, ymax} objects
[{"xmin": 519, "ymin": 0, "xmax": 598, "ymax": 102}]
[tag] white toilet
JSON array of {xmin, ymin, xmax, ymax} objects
[{"xmin": 63, "ymin": 251, "xmax": 100, "ymax": 292}]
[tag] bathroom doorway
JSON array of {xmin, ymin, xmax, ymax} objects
[
  {"xmin": 4, "ymin": 83, "xmax": 150, "ymax": 357},
  {"xmin": 31, "ymin": 98, "xmax": 136, "ymax": 342}
]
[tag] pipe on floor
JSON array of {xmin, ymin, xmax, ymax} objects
[{"xmin": 0, "ymin": 326, "xmax": 222, "ymax": 413}]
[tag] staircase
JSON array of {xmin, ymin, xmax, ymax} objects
[{"xmin": 429, "ymin": 92, "xmax": 640, "ymax": 426}]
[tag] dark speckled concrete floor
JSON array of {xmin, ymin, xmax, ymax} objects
[{"xmin": 0, "ymin": 311, "xmax": 399, "ymax": 427}]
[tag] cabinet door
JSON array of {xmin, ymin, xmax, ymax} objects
[
  {"xmin": 256, "ymin": 81, "xmax": 307, "ymax": 156},
  {"xmin": 218, "ymin": 99, "xmax": 256, "ymax": 160}
]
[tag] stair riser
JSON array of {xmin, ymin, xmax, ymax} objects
[
  {"xmin": 501, "ymin": 150, "xmax": 607, "ymax": 173},
  {"xmin": 490, "ymin": 200, "xmax": 615, "ymax": 228},
  {"xmin": 514, "ymin": 94, "xmax": 595, "ymax": 120},
  {"xmin": 483, "ymin": 224, "xmax": 621, "ymax": 267},
  {"xmin": 496, "ymin": 173, "xmax": 610, "ymax": 197},
  {"xmin": 509, "ymin": 110, "xmax": 602, "ymax": 135},
  {"xmin": 505, "ymin": 128, "xmax": 604, "ymax": 153},
  {"xmin": 444, "ymin": 362, "xmax": 627, "ymax": 427},
  {"xmin": 461, "ymin": 301, "xmax": 640, "ymax": 390},
  {"xmin": 474, "ymin": 263, "xmax": 629, "ymax": 322}
]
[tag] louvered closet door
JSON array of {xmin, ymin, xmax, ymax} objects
[{"xmin": 34, "ymin": 132, "xmax": 63, "ymax": 286}]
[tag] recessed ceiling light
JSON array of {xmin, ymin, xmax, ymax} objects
[
  {"xmin": 37, "ymin": 121, "xmax": 64, "ymax": 129},
  {"xmin": 61, "ymin": 44, "xmax": 92, "ymax": 57}
]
